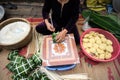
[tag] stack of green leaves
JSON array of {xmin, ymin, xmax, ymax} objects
[
  {"xmin": 52, "ymin": 32, "xmax": 59, "ymax": 43},
  {"xmin": 28, "ymin": 68, "xmax": 50, "ymax": 80},
  {"xmin": 6, "ymin": 50, "xmax": 50, "ymax": 80},
  {"xmin": 82, "ymin": 10, "xmax": 120, "ymax": 42}
]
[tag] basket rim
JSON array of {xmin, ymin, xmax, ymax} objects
[{"xmin": 0, "ymin": 18, "xmax": 32, "ymax": 46}]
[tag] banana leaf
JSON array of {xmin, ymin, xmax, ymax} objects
[{"xmin": 82, "ymin": 10, "xmax": 120, "ymax": 42}]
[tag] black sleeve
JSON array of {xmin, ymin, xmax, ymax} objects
[
  {"xmin": 65, "ymin": 0, "xmax": 80, "ymax": 32},
  {"xmin": 42, "ymin": 0, "xmax": 52, "ymax": 19}
]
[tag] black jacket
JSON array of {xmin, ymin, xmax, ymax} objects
[{"xmin": 42, "ymin": 0, "xmax": 80, "ymax": 32}]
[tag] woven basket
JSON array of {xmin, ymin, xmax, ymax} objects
[{"xmin": 0, "ymin": 18, "xmax": 32, "ymax": 49}]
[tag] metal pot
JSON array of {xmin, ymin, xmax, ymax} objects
[
  {"xmin": 113, "ymin": 0, "xmax": 120, "ymax": 13},
  {"xmin": 0, "ymin": 5, "xmax": 5, "ymax": 21},
  {"xmin": 0, "ymin": 5, "xmax": 5, "ymax": 51}
]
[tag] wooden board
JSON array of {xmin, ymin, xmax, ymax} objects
[{"xmin": 42, "ymin": 34, "xmax": 79, "ymax": 66}]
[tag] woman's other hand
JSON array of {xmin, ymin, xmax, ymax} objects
[
  {"xmin": 56, "ymin": 29, "xmax": 68, "ymax": 43},
  {"xmin": 45, "ymin": 19, "xmax": 55, "ymax": 32}
]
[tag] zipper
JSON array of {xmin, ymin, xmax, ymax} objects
[
  {"xmin": 60, "ymin": 4, "xmax": 64, "ymax": 17},
  {"xmin": 58, "ymin": 0, "xmax": 69, "ymax": 17}
]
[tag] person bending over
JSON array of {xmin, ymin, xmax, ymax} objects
[{"xmin": 36, "ymin": 0, "xmax": 80, "ymax": 44}]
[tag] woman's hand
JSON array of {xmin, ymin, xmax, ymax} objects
[
  {"xmin": 56, "ymin": 29, "xmax": 68, "ymax": 43},
  {"xmin": 45, "ymin": 19, "xmax": 55, "ymax": 32}
]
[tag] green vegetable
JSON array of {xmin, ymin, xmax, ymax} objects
[
  {"xmin": 52, "ymin": 32, "xmax": 59, "ymax": 43},
  {"xmin": 82, "ymin": 10, "xmax": 120, "ymax": 42},
  {"xmin": 6, "ymin": 50, "xmax": 50, "ymax": 80}
]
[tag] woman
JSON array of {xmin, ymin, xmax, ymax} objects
[{"xmin": 36, "ymin": 0, "xmax": 80, "ymax": 44}]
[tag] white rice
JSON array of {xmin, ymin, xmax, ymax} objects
[{"xmin": 0, "ymin": 21, "xmax": 30, "ymax": 45}]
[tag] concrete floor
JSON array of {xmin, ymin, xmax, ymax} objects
[
  {"xmin": 0, "ymin": 1, "xmax": 84, "ymax": 21},
  {"xmin": 1, "ymin": 2, "xmax": 44, "ymax": 20},
  {"xmin": 1, "ymin": 1, "xmax": 117, "ymax": 23}
]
